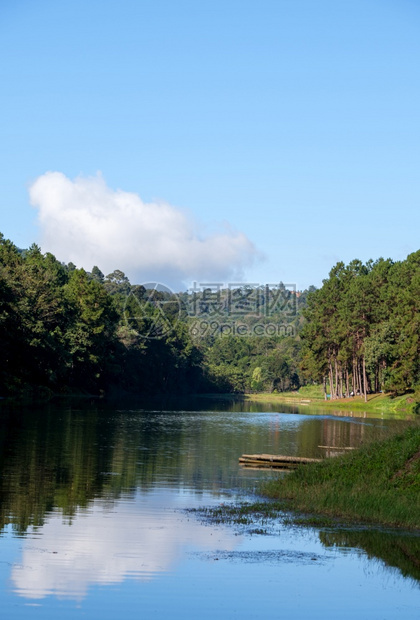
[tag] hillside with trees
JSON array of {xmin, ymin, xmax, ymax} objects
[
  {"xmin": 0, "ymin": 232, "xmax": 419, "ymax": 401},
  {"xmin": 0, "ymin": 233, "xmax": 304, "ymax": 397}
]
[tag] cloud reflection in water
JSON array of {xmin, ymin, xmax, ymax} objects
[{"xmin": 11, "ymin": 491, "xmax": 237, "ymax": 600}]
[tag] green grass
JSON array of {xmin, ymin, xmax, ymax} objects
[
  {"xmin": 189, "ymin": 500, "xmax": 283, "ymax": 525},
  {"xmin": 246, "ymin": 386, "xmax": 420, "ymax": 415},
  {"xmin": 260, "ymin": 425, "xmax": 420, "ymax": 530},
  {"xmin": 296, "ymin": 385, "xmax": 325, "ymax": 399}
]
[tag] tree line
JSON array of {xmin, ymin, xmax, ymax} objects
[
  {"xmin": 300, "ymin": 252, "xmax": 420, "ymax": 400},
  {"xmin": 0, "ymin": 233, "xmax": 305, "ymax": 397},
  {"xmin": 1, "ymin": 231, "xmax": 417, "ymax": 400},
  {"xmin": 0, "ymin": 234, "xmax": 205, "ymax": 396}
]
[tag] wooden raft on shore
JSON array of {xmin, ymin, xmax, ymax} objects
[{"xmin": 239, "ymin": 453, "xmax": 323, "ymax": 469}]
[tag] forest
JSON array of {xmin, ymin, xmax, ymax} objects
[
  {"xmin": 300, "ymin": 252, "xmax": 420, "ymax": 400},
  {"xmin": 0, "ymin": 233, "xmax": 303, "ymax": 397},
  {"xmin": 0, "ymin": 232, "xmax": 419, "ymax": 400}
]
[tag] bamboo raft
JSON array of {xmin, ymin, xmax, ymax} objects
[
  {"xmin": 318, "ymin": 445, "xmax": 355, "ymax": 450},
  {"xmin": 239, "ymin": 453, "xmax": 323, "ymax": 469}
]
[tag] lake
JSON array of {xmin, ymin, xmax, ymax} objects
[{"xmin": 0, "ymin": 396, "xmax": 419, "ymax": 619}]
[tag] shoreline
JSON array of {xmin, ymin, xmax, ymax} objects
[
  {"xmin": 259, "ymin": 424, "xmax": 420, "ymax": 531},
  {"xmin": 243, "ymin": 389, "xmax": 420, "ymax": 416}
]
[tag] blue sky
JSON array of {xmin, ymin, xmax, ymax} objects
[{"xmin": 1, "ymin": 0, "xmax": 419, "ymax": 290}]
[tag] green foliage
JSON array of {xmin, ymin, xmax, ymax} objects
[
  {"xmin": 198, "ymin": 333, "xmax": 303, "ymax": 393},
  {"xmin": 0, "ymin": 233, "xmax": 209, "ymax": 396},
  {"xmin": 261, "ymin": 425, "xmax": 420, "ymax": 528},
  {"xmin": 1, "ymin": 230, "xmax": 418, "ymax": 401},
  {"xmin": 300, "ymin": 252, "xmax": 420, "ymax": 399},
  {"xmin": 63, "ymin": 269, "xmax": 119, "ymax": 388}
]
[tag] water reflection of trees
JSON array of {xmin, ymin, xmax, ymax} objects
[
  {"xmin": 0, "ymin": 401, "xmax": 199, "ymax": 534},
  {"xmin": 320, "ymin": 530, "xmax": 420, "ymax": 584},
  {"xmin": 0, "ymin": 403, "xmax": 115, "ymax": 532},
  {"xmin": 2, "ymin": 400, "xmax": 419, "ymax": 591},
  {"xmin": 0, "ymin": 399, "xmax": 409, "ymax": 537}
]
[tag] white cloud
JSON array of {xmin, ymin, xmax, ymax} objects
[{"xmin": 29, "ymin": 172, "xmax": 261, "ymax": 289}]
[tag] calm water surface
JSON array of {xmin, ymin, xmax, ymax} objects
[{"xmin": 0, "ymin": 397, "xmax": 419, "ymax": 619}]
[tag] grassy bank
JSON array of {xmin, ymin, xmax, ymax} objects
[
  {"xmin": 260, "ymin": 425, "xmax": 420, "ymax": 529},
  {"xmin": 246, "ymin": 385, "xmax": 420, "ymax": 415}
]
